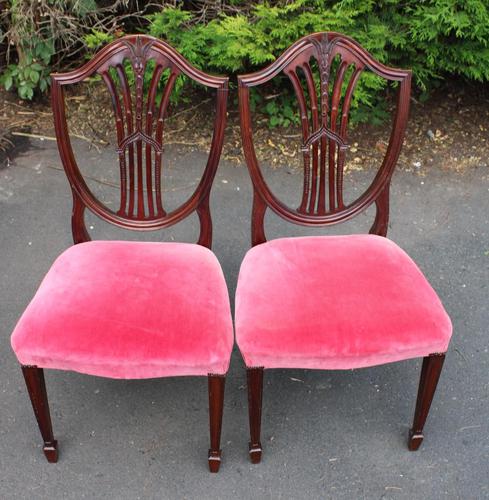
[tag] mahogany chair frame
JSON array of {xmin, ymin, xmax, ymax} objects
[
  {"xmin": 238, "ymin": 32, "xmax": 446, "ymax": 463},
  {"xmin": 20, "ymin": 35, "xmax": 228, "ymax": 472}
]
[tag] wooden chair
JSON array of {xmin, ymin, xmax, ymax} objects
[
  {"xmin": 10, "ymin": 35, "xmax": 232, "ymax": 472},
  {"xmin": 236, "ymin": 32, "xmax": 452, "ymax": 463}
]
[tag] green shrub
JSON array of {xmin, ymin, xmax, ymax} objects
[
  {"xmin": 144, "ymin": 0, "xmax": 489, "ymax": 125},
  {"xmin": 84, "ymin": 30, "xmax": 116, "ymax": 51},
  {"xmin": 0, "ymin": 41, "xmax": 52, "ymax": 99},
  {"xmin": 2, "ymin": 0, "xmax": 489, "ymax": 125},
  {"xmin": 0, "ymin": 0, "xmax": 99, "ymax": 99},
  {"xmin": 0, "ymin": 0, "xmax": 147, "ymax": 99}
]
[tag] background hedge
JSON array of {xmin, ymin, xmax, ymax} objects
[{"xmin": 1, "ymin": 0, "xmax": 489, "ymax": 124}]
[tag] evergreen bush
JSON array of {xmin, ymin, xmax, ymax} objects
[{"xmin": 2, "ymin": 0, "xmax": 489, "ymax": 125}]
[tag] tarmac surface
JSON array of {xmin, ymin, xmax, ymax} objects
[{"xmin": 0, "ymin": 140, "xmax": 488, "ymax": 499}]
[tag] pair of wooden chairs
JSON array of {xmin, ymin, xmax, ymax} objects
[{"xmin": 10, "ymin": 33, "xmax": 452, "ymax": 472}]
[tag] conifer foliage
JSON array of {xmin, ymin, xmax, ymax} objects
[{"xmin": 2, "ymin": 1, "xmax": 488, "ymax": 124}]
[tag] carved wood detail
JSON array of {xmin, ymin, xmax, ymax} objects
[
  {"xmin": 51, "ymin": 35, "xmax": 228, "ymax": 246},
  {"xmin": 238, "ymin": 32, "xmax": 411, "ymax": 242}
]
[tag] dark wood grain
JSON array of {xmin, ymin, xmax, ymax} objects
[
  {"xmin": 208, "ymin": 375, "xmax": 226, "ymax": 472},
  {"xmin": 21, "ymin": 366, "xmax": 58, "ymax": 463},
  {"xmin": 408, "ymin": 353, "xmax": 446, "ymax": 451},
  {"xmin": 247, "ymin": 367, "xmax": 264, "ymax": 464}
]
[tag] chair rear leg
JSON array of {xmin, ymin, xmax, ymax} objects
[
  {"xmin": 21, "ymin": 365, "xmax": 58, "ymax": 462},
  {"xmin": 408, "ymin": 353, "xmax": 446, "ymax": 451},
  {"xmin": 208, "ymin": 374, "xmax": 225, "ymax": 472},
  {"xmin": 247, "ymin": 367, "xmax": 264, "ymax": 464}
]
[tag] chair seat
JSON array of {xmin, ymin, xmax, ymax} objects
[
  {"xmin": 11, "ymin": 241, "xmax": 233, "ymax": 379},
  {"xmin": 235, "ymin": 235, "xmax": 452, "ymax": 370}
]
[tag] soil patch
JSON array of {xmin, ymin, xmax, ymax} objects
[{"xmin": 1, "ymin": 81, "xmax": 488, "ymax": 174}]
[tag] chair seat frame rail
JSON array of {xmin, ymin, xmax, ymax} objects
[
  {"xmin": 19, "ymin": 35, "xmax": 229, "ymax": 472},
  {"xmin": 238, "ymin": 32, "xmax": 448, "ymax": 463}
]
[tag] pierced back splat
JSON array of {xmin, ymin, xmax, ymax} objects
[
  {"xmin": 290, "ymin": 35, "xmax": 361, "ymax": 216},
  {"xmin": 238, "ymin": 32, "xmax": 411, "ymax": 245},
  {"xmin": 100, "ymin": 37, "xmax": 172, "ymax": 220},
  {"xmin": 51, "ymin": 35, "xmax": 228, "ymax": 247}
]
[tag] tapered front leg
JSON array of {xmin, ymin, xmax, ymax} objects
[
  {"xmin": 208, "ymin": 374, "xmax": 225, "ymax": 472},
  {"xmin": 408, "ymin": 353, "xmax": 446, "ymax": 451},
  {"xmin": 247, "ymin": 367, "xmax": 264, "ymax": 463},
  {"xmin": 21, "ymin": 365, "xmax": 58, "ymax": 462}
]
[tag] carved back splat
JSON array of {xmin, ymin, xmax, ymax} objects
[
  {"xmin": 52, "ymin": 35, "xmax": 228, "ymax": 247},
  {"xmin": 238, "ymin": 32, "xmax": 411, "ymax": 245}
]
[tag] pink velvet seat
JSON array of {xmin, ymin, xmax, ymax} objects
[
  {"xmin": 236, "ymin": 234, "xmax": 452, "ymax": 370},
  {"xmin": 12, "ymin": 241, "xmax": 233, "ymax": 379}
]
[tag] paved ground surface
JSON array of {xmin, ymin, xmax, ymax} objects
[{"xmin": 0, "ymin": 140, "xmax": 488, "ymax": 499}]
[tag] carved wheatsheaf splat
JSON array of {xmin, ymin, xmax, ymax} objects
[
  {"xmin": 238, "ymin": 32, "xmax": 411, "ymax": 245},
  {"xmin": 51, "ymin": 35, "xmax": 228, "ymax": 245},
  {"xmin": 98, "ymin": 36, "xmax": 180, "ymax": 220},
  {"xmin": 285, "ymin": 35, "xmax": 366, "ymax": 215}
]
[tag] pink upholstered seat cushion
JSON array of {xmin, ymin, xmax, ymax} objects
[
  {"xmin": 11, "ymin": 241, "xmax": 233, "ymax": 379},
  {"xmin": 235, "ymin": 235, "xmax": 452, "ymax": 370}
]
